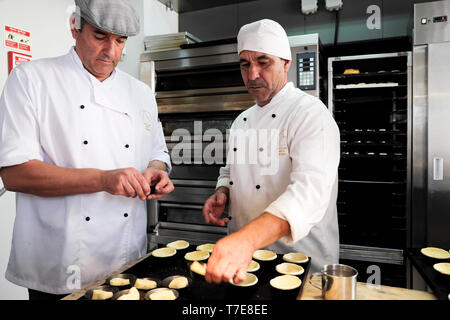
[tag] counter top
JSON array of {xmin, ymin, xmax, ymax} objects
[
  {"xmin": 300, "ymin": 276, "xmax": 436, "ymax": 300},
  {"xmin": 62, "ymin": 251, "xmax": 437, "ymax": 301}
]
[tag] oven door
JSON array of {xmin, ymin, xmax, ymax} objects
[{"xmin": 149, "ymin": 179, "xmax": 229, "ymax": 247}]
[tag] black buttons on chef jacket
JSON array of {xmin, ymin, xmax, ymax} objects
[
  {"xmin": 243, "ymin": 117, "xmax": 247, "ymax": 121},
  {"xmin": 124, "ymin": 213, "xmax": 128, "ymax": 218},
  {"xmin": 83, "ymin": 140, "xmax": 88, "ymax": 145},
  {"xmin": 272, "ymin": 114, "xmax": 276, "ymax": 118},
  {"xmin": 230, "ymin": 181, "xmax": 233, "ymax": 185},
  {"xmin": 125, "ymin": 144, "xmax": 130, "ymax": 148},
  {"xmin": 80, "ymin": 105, "xmax": 85, "ymax": 109},
  {"xmin": 256, "ymin": 185, "xmax": 261, "ymax": 189},
  {"xmin": 259, "ymin": 147, "xmax": 264, "ymax": 152},
  {"xmin": 233, "ymin": 147, "xmax": 237, "ymax": 152},
  {"xmin": 85, "ymin": 217, "xmax": 90, "ymax": 221}
]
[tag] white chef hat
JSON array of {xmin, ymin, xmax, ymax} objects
[{"xmin": 237, "ymin": 19, "xmax": 291, "ymax": 61}]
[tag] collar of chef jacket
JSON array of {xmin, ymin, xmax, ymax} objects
[{"xmin": 69, "ymin": 47, "xmax": 129, "ymax": 115}]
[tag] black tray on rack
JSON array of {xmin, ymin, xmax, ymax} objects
[
  {"xmin": 406, "ymin": 248, "xmax": 450, "ymax": 300},
  {"xmin": 99, "ymin": 249, "xmax": 311, "ymax": 301}
]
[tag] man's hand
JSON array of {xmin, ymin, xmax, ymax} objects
[
  {"xmin": 142, "ymin": 167, "xmax": 174, "ymax": 200},
  {"xmin": 0, "ymin": 159, "xmax": 174, "ymax": 200},
  {"xmin": 204, "ymin": 212, "xmax": 291, "ymax": 285},
  {"xmin": 202, "ymin": 187, "xmax": 229, "ymax": 226},
  {"xmin": 102, "ymin": 167, "xmax": 150, "ymax": 200},
  {"xmin": 205, "ymin": 231, "xmax": 254, "ymax": 284}
]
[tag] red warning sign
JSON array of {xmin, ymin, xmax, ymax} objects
[
  {"xmin": 4, "ymin": 25, "xmax": 31, "ymax": 53},
  {"xmin": 8, "ymin": 51, "xmax": 32, "ymax": 74}
]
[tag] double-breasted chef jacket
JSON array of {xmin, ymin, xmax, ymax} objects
[
  {"xmin": 0, "ymin": 47, "xmax": 171, "ymax": 294},
  {"xmin": 216, "ymin": 82, "xmax": 340, "ymax": 273}
]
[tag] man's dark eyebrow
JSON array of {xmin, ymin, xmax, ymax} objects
[
  {"xmin": 93, "ymin": 29, "xmax": 127, "ymax": 40},
  {"xmin": 240, "ymin": 58, "xmax": 249, "ymax": 63},
  {"xmin": 257, "ymin": 55, "xmax": 270, "ymax": 60}
]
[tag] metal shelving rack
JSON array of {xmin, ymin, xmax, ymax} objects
[{"xmin": 328, "ymin": 52, "xmax": 412, "ymax": 287}]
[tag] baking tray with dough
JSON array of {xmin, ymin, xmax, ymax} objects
[{"xmin": 106, "ymin": 244, "xmax": 311, "ymax": 300}]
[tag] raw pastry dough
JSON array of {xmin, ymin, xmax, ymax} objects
[
  {"xmin": 167, "ymin": 240, "xmax": 189, "ymax": 250},
  {"xmin": 110, "ymin": 278, "xmax": 130, "ymax": 286},
  {"xmin": 117, "ymin": 287, "xmax": 140, "ymax": 300},
  {"xmin": 149, "ymin": 288, "xmax": 177, "ymax": 300},
  {"xmin": 282, "ymin": 252, "xmax": 309, "ymax": 263},
  {"xmin": 252, "ymin": 250, "xmax": 277, "ymax": 261},
  {"xmin": 270, "ymin": 275, "xmax": 302, "ymax": 290},
  {"xmin": 190, "ymin": 260, "xmax": 207, "ymax": 276},
  {"xmin": 247, "ymin": 260, "xmax": 260, "ymax": 272},
  {"xmin": 152, "ymin": 247, "xmax": 176, "ymax": 258},
  {"xmin": 433, "ymin": 262, "xmax": 450, "ymax": 275},
  {"xmin": 229, "ymin": 273, "xmax": 258, "ymax": 287},
  {"xmin": 92, "ymin": 289, "xmax": 113, "ymax": 300},
  {"xmin": 184, "ymin": 250, "xmax": 210, "ymax": 261},
  {"xmin": 169, "ymin": 276, "xmax": 189, "ymax": 289},
  {"xmin": 134, "ymin": 278, "xmax": 157, "ymax": 290},
  {"xmin": 276, "ymin": 263, "xmax": 304, "ymax": 275},
  {"xmin": 196, "ymin": 243, "xmax": 215, "ymax": 253},
  {"xmin": 421, "ymin": 247, "xmax": 450, "ymax": 259}
]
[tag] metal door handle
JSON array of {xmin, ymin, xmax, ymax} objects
[{"xmin": 433, "ymin": 157, "xmax": 444, "ymax": 180}]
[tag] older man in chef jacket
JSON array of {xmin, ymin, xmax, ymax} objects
[
  {"xmin": 202, "ymin": 19, "xmax": 340, "ymax": 284},
  {"xmin": 0, "ymin": 0, "xmax": 173, "ymax": 299}
]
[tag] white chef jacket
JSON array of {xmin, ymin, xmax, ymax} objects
[
  {"xmin": 216, "ymin": 82, "xmax": 340, "ymax": 273},
  {"xmin": 0, "ymin": 47, "xmax": 171, "ymax": 294}
]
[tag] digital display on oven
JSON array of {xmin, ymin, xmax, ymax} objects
[{"xmin": 433, "ymin": 15, "xmax": 448, "ymax": 23}]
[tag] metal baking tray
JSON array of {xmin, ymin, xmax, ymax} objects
[
  {"xmin": 406, "ymin": 248, "xmax": 450, "ymax": 300},
  {"xmin": 113, "ymin": 246, "xmax": 311, "ymax": 300}
]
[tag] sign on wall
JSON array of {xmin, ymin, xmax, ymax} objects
[
  {"xmin": 4, "ymin": 25, "xmax": 31, "ymax": 53},
  {"xmin": 8, "ymin": 51, "xmax": 32, "ymax": 74}
]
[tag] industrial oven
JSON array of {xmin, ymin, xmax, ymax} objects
[{"xmin": 140, "ymin": 34, "xmax": 324, "ymax": 250}]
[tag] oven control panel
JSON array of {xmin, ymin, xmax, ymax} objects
[
  {"xmin": 414, "ymin": 1, "xmax": 450, "ymax": 45},
  {"xmin": 297, "ymin": 52, "xmax": 316, "ymax": 91}
]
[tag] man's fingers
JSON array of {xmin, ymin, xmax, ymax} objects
[
  {"xmin": 157, "ymin": 179, "xmax": 174, "ymax": 194},
  {"xmin": 208, "ymin": 213, "xmax": 228, "ymax": 226},
  {"xmin": 202, "ymin": 201, "xmax": 212, "ymax": 224},
  {"xmin": 205, "ymin": 254, "xmax": 227, "ymax": 284},
  {"xmin": 153, "ymin": 173, "xmax": 169, "ymax": 192},
  {"xmin": 222, "ymin": 264, "xmax": 238, "ymax": 283},
  {"xmin": 121, "ymin": 180, "xmax": 136, "ymax": 198},
  {"xmin": 136, "ymin": 173, "xmax": 151, "ymax": 197},
  {"xmin": 233, "ymin": 267, "xmax": 248, "ymax": 285},
  {"xmin": 129, "ymin": 174, "xmax": 148, "ymax": 200}
]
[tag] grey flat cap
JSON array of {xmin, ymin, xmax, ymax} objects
[{"xmin": 74, "ymin": 0, "xmax": 140, "ymax": 37}]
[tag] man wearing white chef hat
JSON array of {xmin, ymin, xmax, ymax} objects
[
  {"xmin": 202, "ymin": 19, "xmax": 340, "ymax": 284},
  {"xmin": 0, "ymin": 0, "xmax": 173, "ymax": 299}
]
